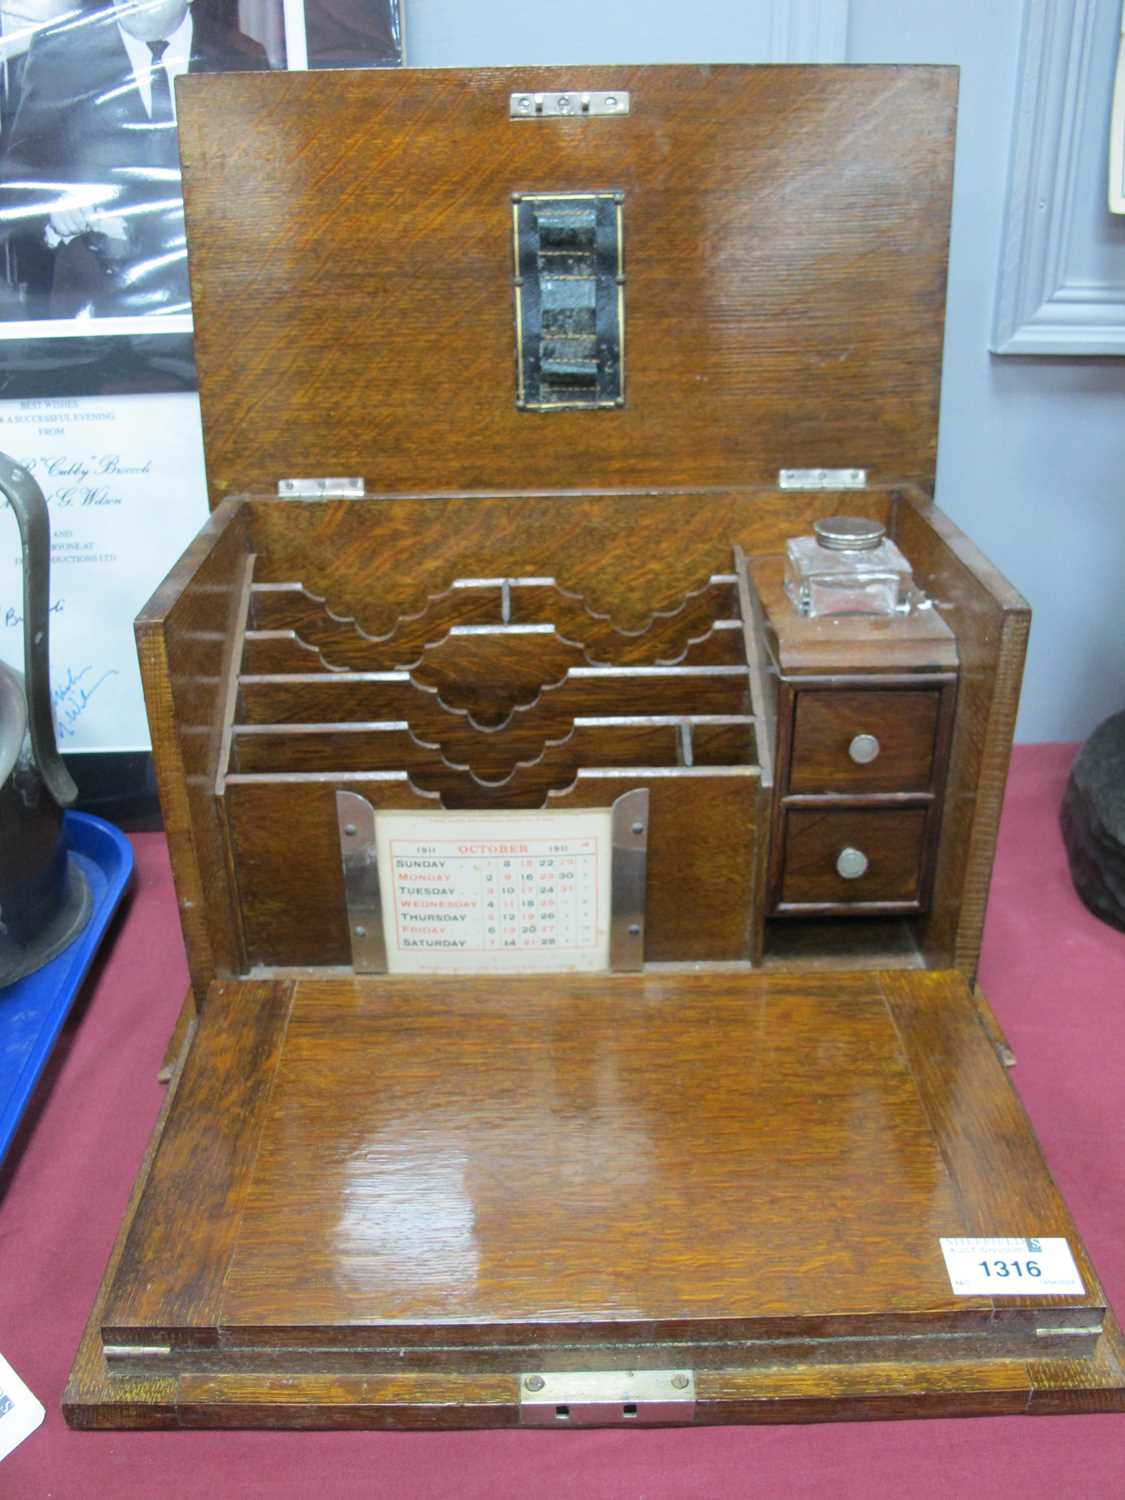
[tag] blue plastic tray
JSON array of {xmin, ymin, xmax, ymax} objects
[{"xmin": 0, "ymin": 811, "xmax": 134, "ymax": 1166}]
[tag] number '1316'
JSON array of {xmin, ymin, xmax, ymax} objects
[{"xmin": 978, "ymin": 1259, "xmax": 1041, "ymax": 1278}]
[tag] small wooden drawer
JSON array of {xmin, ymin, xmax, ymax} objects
[
  {"xmin": 779, "ymin": 807, "xmax": 930, "ymax": 908},
  {"xmin": 789, "ymin": 689, "xmax": 941, "ymax": 794}
]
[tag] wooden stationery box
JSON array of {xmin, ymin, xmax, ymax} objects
[{"xmin": 64, "ymin": 65, "xmax": 1125, "ymax": 1429}]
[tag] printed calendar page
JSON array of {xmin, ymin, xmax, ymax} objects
[{"xmin": 375, "ymin": 809, "xmax": 612, "ymax": 974}]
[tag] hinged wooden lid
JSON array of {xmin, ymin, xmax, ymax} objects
[{"xmin": 177, "ymin": 65, "xmax": 956, "ymax": 501}]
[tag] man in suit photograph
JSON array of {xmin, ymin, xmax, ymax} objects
[{"xmin": 0, "ymin": 0, "xmax": 277, "ymax": 322}]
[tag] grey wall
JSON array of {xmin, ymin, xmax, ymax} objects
[
  {"xmin": 407, "ymin": 0, "xmax": 1125, "ymax": 742},
  {"xmin": 407, "ymin": 2, "xmax": 781, "ymax": 66},
  {"xmin": 848, "ymin": 2, "xmax": 1125, "ymax": 746}
]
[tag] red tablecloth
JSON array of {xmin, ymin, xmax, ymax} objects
[{"xmin": 2, "ymin": 743, "xmax": 1123, "ymax": 1498}]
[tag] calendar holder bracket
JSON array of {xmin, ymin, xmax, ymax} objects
[
  {"xmin": 609, "ymin": 787, "xmax": 649, "ymax": 972},
  {"xmin": 334, "ymin": 788, "xmax": 649, "ymax": 975},
  {"xmin": 336, "ymin": 790, "xmax": 388, "ymax": 974}
]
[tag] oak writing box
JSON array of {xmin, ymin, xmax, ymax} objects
[{"xmin": 64, "ymin": 66, "xmax": 1125, "ymax": 1428}]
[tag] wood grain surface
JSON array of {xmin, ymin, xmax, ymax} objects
[
  {"xmin": 69, "ymin": 966, "xmax": 1123, "ymax": 1429},
  {"xmin": 249, "ymin": 576, "xmax": 741, "ymax": 668},
  {"xmin": 177, "ymin": 67, "xmax": 955, "ymax": 500},
  {"xmin": 67, "ymin": 1340, "xmax": 1125, "ymax": 1428},
  {"xmin": 214, "ymin": 973, "xmax": 974, "ymax": 1332},
  {"xmin": 234, "ymin": 667, "xmax": 751, "ymax": 776},
  {"xmin": 778, "ymin": 806, "xmax": 930, "ymax": 907},
  {"xmin": 893, "ymin": 491, "xmax": 1030, "ymax": 977},
  {"xmin": 102, "ymin": 980, "xmax": 294, "ymax": 1340},
  {"xmin": 104, "ymin": 971, "xmax": 980, "ymax": 1343},
  {"xmin": 748, "ymin": 514, "xmax": 973, "ymax": 941},
  {"xmin": 225, "ymin": 767, "xmax": 760, "ymax": 966},
  {"xmin": 224, "ymin": 776, "xmax": 433, "ymax": 968},
  {"xmin": 882, "ymin": 970, "xmax": 1108, "ymax": 1313},
  {"xmin": 230, "ymin": 716, "xmax": 755, "ymax": 780},
  {"xmin": 748, "ymin": 554, "xmax": 958, "ymax": 676},
  {"xmin": 245, "ymin": 491, "xmax": 895, "ymax": 638},
  {"xmin": 547, "ymin": 769, "xmax": 759, "ymax": 961},
  {"xmin": 137, "ymin": 488, "xmax": 1022, "ymax": 985},
  {"xmin": 135, "ymin": 499, "xmax": 253, "ymax": 998},
  {"xmin": 229, "ymin": 717, "xmax": 756, "ymax": 810},
  {"xmin": 788, "ymin": 688, "xmax": 942, "ymax": 794}
]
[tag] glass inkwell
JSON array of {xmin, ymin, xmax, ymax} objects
[{"xmin": 784, "ymin": 515, "xmax": 914, "ymax": 618}]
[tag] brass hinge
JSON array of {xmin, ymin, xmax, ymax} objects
[
  {"xmin": 779, "ymin": 468, "xmax": 866, "ymax": 490},
  {"xmin": 277, "ymin": 477, "xmax": 365, "ymax": 499},
  {"xmin": 510, "ymin": 90, "xmax": 630, "ymax": 119}
]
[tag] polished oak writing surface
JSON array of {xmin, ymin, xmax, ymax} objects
[
  {"xmin": 222, "ymin": 973, "xmax": 967, "ymax": 1329},
  {"xmin": 64, "ymin": 967, "xmax": 1124, "ymax": 1426}
]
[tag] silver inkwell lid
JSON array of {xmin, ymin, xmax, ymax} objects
[{"xmin": 812, "ymin": 516, "xmax": 887, "ymax": 551}]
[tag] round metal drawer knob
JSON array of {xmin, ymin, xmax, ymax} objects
[
  {"xmin": 848, "ymin": 733, "xmax": 881, "ymax": 765},
  {"xmin": 836, "ymin": 846, "xmax": 869, "ymax": 880}
]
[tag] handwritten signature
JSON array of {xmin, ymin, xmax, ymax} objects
[
  {"xmin": 52, "ymin": 664, "xmax": 118, "ymax": 739},
  {"xmin": 4, "ymin": 599, "xmax": 65, "ymax": 628}
]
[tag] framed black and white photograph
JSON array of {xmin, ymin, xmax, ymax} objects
[
  {"xmin": 0, "ymin": 0, "xmax": 402, "ymax": 790},
  {"xmin": 0, "ymin": 0, "xmax": 401, "ymax": 339},
  {"xmin": 0, "ymin": 0, "xmax": 401, "ymax": 400},
  {"xmin": 0, "ymin": 0, "xmax": 288, "ymax": 335}
]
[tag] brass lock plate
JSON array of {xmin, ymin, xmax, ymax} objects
[{"xmin": 519, "ymin": 1370, "xmax": 696, "ymax": 1426}]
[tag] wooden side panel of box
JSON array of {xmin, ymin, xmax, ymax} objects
[
  {"xmin": 135, "ymin": 498, "xmax": 252, "ymax": 1000},
  {"xmin": 893, "ymin": 492, "xmax": 1031, "ymax": 978}
]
